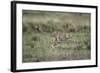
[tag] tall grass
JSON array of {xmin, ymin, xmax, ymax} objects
[{"xmin": 22, "ymin": 10, "xmax": 91, "ymax": 62}]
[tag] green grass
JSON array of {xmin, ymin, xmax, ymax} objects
[{"xmin": 22, "ymin": 10, "xmax": 91, "ymax": 63}]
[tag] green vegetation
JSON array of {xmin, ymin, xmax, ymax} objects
[{"xmin": 22, "ymin": 10, "xmax": 91, "ymax": 62}]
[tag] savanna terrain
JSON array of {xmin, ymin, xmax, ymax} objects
[{"xmin": 22, "ymin": 10, "xmax": 91, "ymax": 63}]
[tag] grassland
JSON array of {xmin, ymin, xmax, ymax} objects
[{"xmin": 22, "ymin": 10, "xmax": 91, "ymax": 63}]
